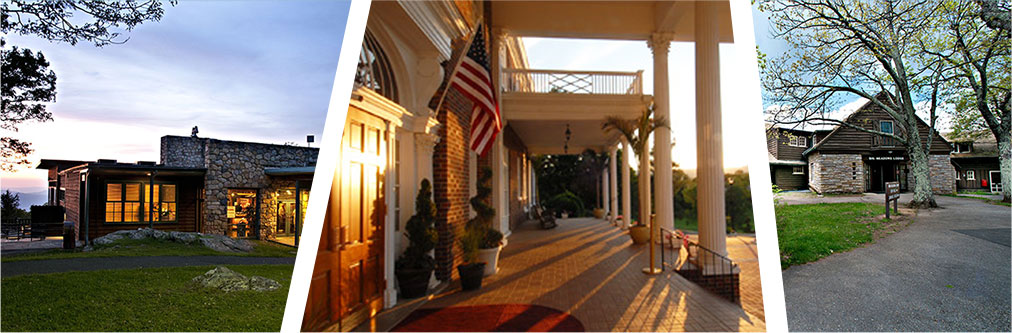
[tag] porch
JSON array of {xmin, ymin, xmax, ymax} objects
[{"xmin": 381, "ymin": 217, "xmax": 764, "ymax": 332}]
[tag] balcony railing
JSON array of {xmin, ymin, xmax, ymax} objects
[
  {"xmin": 872, "ymin": 134, "xmax": 901, "ymax": 147},
  {"xmin": 501, "ymin": 68, "xmax": 643, "ymax": 95}
]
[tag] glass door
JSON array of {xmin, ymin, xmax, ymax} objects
[{"xmin": 227, "ymin": 189, "xmax": 258, "ymax": 238}]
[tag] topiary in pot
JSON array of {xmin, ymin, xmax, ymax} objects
[
  {"xmin": 468, "ymin": 167, "xmax": 504, "ymax": 275},
  {"xmin": 395, "ymin": 179, "xmax": 438, "ymax": 298},
  {"xmin": 456, "ymin": 223, "xmax": 486, "ymax": 290}
]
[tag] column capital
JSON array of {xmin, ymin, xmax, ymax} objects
[
  {"xmin": 414, "ymin": 132, "xmax": 440, "ymax": 152},
  {"xmin": 647, "ymin": 32, "xmax": 674, "ymax": 55}
]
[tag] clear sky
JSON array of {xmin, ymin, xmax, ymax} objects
[
  {"xmin": 1, "ymin": 0, "xmax": 350, "ymax": 192},
  {"xmin": 522, "ymin": 37, "xmax": 756, "ymax": 175}
]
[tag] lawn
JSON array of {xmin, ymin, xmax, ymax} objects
[
  {"xmin": 1, "ymin": 238, "xmax": 297, "ymax": 262},
  {"xmin": 673, "ymin": 217, "xmax": 698, "ymax": 232},
  {"xmin": 776, "ymin": 202, "xmax": 885, "ymax": 269},
  {"xmin": 943, "ymin": 193, "xmax": 1012, "ymax": 207},
  {"xmin": 1, "ymin": 264, "xmax": 292, "ymax": 331}
]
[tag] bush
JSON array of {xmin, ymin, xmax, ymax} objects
[{"xmin": 546, "ymin": 191, "xmax": 585, "ymax": 216}]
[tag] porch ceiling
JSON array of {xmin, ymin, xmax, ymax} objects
[
  {"xmin": 509, "ymin": 120, "xmax": 623, "ymax": 155},
  {"xmin": 502, "ymin": 91, "xmax": 649, "ymax": 155},
  {"xmin": 490, "ymin": 1, "xmax": 733, "ymax": 42}
]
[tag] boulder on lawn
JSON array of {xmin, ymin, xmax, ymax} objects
[
  {"xmin": 90, "ymin": 228, "xmax": 254, "ymax": 253},
  {"xmin": 199, "ymin": 235, "xmax": 254, "ymax": 253},
  {"xmin": 191, "ymin": 266, "xmax": 281, "ymax": 292}
]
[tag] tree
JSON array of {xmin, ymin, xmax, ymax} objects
[
  {"xmin": 1, "ymin": 42, "xmax": 56, "ymax": 171},
  {"xmin": 760, "ymin": 0, "xmax": 947, "ymax": 208},
  {"xmin": 396, "ymin": 179, "xmax": 438, "ymax": 271},
  {"xmin": 1, "ymin": 189, "xmax": 29, "ymax": 221},
  {"xmin": 929, "ymin": 0, "xmax": 1010, "ymax": 202},
  {"xmin": 0, "ymin": 0, "xmax": 173, "ymax": 170},
  {"xmin": 602, "ymin": 105, "xmax": 667, "ymax": 224}
]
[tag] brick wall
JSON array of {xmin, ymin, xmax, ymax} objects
[
  {"xmin": 432, "ymin": 87, "xmax": 473, "ymax": 281},
  {"xmin": 809, "ymin": 153, "xmax": 865, "ymax": 193}
]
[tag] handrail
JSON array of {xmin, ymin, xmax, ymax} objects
[
  {"xmin": 659, "ymin": 227, "xmax": 738, "ymax": 276},
  {"xmin": 501, "ymin": 68, "xmax": 643, "ymax": 95}
]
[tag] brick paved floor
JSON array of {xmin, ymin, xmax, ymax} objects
[{"xmin": 422, "ymin": 218, "xmax": 765, "ymax": 332}]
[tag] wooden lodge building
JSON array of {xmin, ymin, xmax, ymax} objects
[
  {"xmin": 945, "ymin": 132, "xmax": 1003, "ymax": 193},
  {"xmin": 767, "ymin": 93, "xmax": 955, "ymax": 194},
  {"xmin": 37, "ymin": 135, "xmax": 318, "ymax": 246}
]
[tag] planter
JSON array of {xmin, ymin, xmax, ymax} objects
[
  {"xmin": 629, "ymin": 225, "xmax": 650, "ymax": 244},
  {"xmin": 592, "ymin": 208, "xmax": 605, "ymax": 219},
  {"xmin": 478, "ymin": 245, "xmax": 503, "ymax": 276},
  {"xmin": 560, "ymin": 212, "xmax": 569, "ymax": 219},
  {"xmin": 457, "ymin": 262, "xmax": 487, "ymax": 291},
  {"xmin": 395, "ymin": 267, "xmax": 433, "ymax": 299}
]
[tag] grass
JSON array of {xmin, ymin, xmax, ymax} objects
[
  {"xmin": 1, "ymin": 238, "xmax": 297, "ymax": 262},
  {"xmin": 776, "ymin": 202, "xmax": 887, "ymax": 269},
  {"xmin": 673, "ymin": 217, "xmax": 698, "ymax": 232},
  {"xmin": 958, "ymin": 189, "xmax": 999, "ymax": 196},
  {"xmin": 1, "ymin": 264, "xmax": 292, "ymax": 331},
  {"xmin": 943, "ymin": 192, "xmax": 1007, "ymax": 204}
]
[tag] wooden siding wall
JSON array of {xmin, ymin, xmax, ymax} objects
[
  {"xmin": 813, "ymin": 103, "xmax": 951, "ymax": 155},
  {"xmin": 772, "ymin": 166, "xmax": 807, "ymax": 190},
  {"xmin": 954, "ymin": 158, "xmax": 1001, "ymax": 190},
  {"xmin": 775, "ymin": 129, "xmax": 811, "ymax": 160},
  {"xmin": 86, "ymin": 174, "xmax": 202, "ymax": 240}
]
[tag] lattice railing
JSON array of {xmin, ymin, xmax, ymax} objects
[{"xmin": 501, "ymin": 69, "xmax": 643, "ymax": 95}]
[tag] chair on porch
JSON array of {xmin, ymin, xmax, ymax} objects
[{"xmin": 532, "ymin": 205, "xmax": 557, "ymax": 230}]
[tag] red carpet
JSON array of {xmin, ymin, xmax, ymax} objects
[{"xmin": 392, "ymin": 304, "xmax": 585, "ymax": 332}]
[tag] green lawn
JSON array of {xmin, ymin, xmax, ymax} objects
[
  {"xmin": 673, "ymin": 217, "xmax": 698, "ymax": 232},
  {"xmin": 2, "ymin": 239, "xmax": 297, "ymax": 262},
  {"xmin": 776, "ymin": 202, "xmax": 886, "ymax": 269},
  {"xmin": 1, "ymin": 264, "xmax": 292, "ymax": 331},
  {"xmin": 943, "ymin": 193, "xmax": 1012, "ymax": 207},
  {"xmin": 958, "ymin": 189, "xmax": 999, "ymax": 196}
]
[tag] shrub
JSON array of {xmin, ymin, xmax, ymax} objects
[{"xmin": 546, "ymin": 191, "xmax": 585, "ymax": 216}]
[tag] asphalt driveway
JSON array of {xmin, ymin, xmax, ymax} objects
[{"xmin": 781, "ymin": 195, "xmax": 1011, "ymax": 331}]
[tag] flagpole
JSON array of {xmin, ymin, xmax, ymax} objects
[{"xmin": 433, "ymin": 23, "xmax": 483, "ymax": 115}]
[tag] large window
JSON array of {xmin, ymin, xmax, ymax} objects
[
  {"xmin": 879, "ymin": 120, "xmax": 894, "ymax": 134},
  {"xmin": 105, "ymin": 182, "xmax": 176, "ymax": 223}
]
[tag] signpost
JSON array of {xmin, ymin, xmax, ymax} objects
[{"xmin": 885, "ymin": 181, "xmax": 900, "ymax": 218}]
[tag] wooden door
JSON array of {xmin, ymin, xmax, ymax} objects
[{"xmin": 304, "ymin": 106, "xmax": 387, "ymax": 332}]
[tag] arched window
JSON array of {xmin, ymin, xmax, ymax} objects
[{"xmin": 356, "ymin": 29, "xmax": 399, "ymax": 103}]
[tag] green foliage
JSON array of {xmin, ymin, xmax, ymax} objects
[
  {"xmin": 397, "ymin": 179, "xmax": 437, "ymax": 271},
  {"xmin": 1, "ymin": 189, "xmax": 29, "ymax": 221},
  {"xmin": 1, "ymin": 0, "xmax": 174, "ymax": 47},
  {"xmin": 456, "ymin": 224, "xmax": 482, "ymax": 264},
  {"xmin": 776, "ymin": 202, "xmax": 883, "ymax": 269},
  {"xmin": 725, "ymin": 171, "xmax": 754, "ymax": 233},
  {"xmin": 466, "ymin": 167, "xmax": 501, "ymax": 250},
  {"xmin": 1, "ymin": 45, "xmax": 56, "ymax": 170},
  {"xmin": 545, "ymin": 191, "xmax": 585, "ymax": 216},
  {"xmin": 1, "ymin": 265, "xmax": 290, "ymax": 331}
]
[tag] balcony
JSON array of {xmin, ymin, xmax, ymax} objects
[{"xmin": 501, "ymin": 69, "xmax": 643, "ymax": 95}]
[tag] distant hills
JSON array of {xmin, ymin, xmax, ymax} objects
[{"xmin": 2, "ymin": 188, "xmax": 48, "ymax": 208}]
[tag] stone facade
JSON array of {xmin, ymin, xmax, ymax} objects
[
  {"xmin": 927, "ymin": 154, "xmax": 956, "ymax": 194},
  {"xmin": 161, "ymin": 135, "xmax": 318, "ymax": 239},
  {"xmin": 808, "ymin": 153, "xmax": 865, "ymax": 193}
]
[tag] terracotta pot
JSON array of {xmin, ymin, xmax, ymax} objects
[
  {"xmin": 592, "ymin": 208, "xmax": 605, "ymax": 219},
  {"xmin": 457, "ymin": 263, "xmax": 486, "ymax": 291},
  {"xmin": 478, "ymin": 245, "xmax": 502, "ymax": 276},
  {"xmin": 395, "ymin": 267, "xmax": 432, "ymax": 299},
  {"xmin": 629, "ymin": 225, "xmax": 650, "ymax": 244}
]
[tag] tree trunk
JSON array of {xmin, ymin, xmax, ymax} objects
[
  {"xmin": 998, "ymin": 135, "xmax": 1011, "ymax": 203},
  {"xmin": 907, "ymin": 147, "xmax": 938, "ymax": 208},
  {"xmin": 639, "ymin": 150, "xmax": 651, "ymax": 226}
]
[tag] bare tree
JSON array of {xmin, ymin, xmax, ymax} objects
[
  {"xmin": 760, "ymin": 0, "xmax": 947, "ymax": 208},
  {"xmin": 928, "ymin": 0, "xmax": 1010, "ymax": 202}
]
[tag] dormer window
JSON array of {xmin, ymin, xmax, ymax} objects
[
  {"xmin": 953, "ymin": 142, "xmax": 972, "ymax": 153},
  {"xmin": 788, "ymin": 134, "xmax": 807, "ymax": 147}
]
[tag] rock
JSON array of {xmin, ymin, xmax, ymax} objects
[
  {"xmin": 93, "ymin": 233, "xmax": 125, "ymax": 246},
  {"xmin": 167, "ymin": 231, "xmax": 198, "ymax": 244},
  {"xmin": 198, "ymin": 235, "xmax": 254, "ymax": 253},
  {"xmin": 191, "ymin": 266, "xmax": 280, "ymax": 292},
  {"xmin": 90, "ymin": 228, "xmax": 253, "ymax": 253}
]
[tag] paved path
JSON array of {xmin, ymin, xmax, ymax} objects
[
  {"xmin": 782, "ymin": 195, "xmax": 1011, "ymax": 331},
  {"xmin": 420, "ymin": 218, "xmax": 765, "ymax": 332},
  {"xmin": 1, "ymin": 256, "xmax": 295, "ymax": 277}
]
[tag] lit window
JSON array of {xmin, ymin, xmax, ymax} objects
[
  {"xmin": 105, "ymin": 182, "xmax": 176, "ymax": 223},
  {"xmin": 793, "ymin": 166, "xmax": 804, "ymax": 175}
]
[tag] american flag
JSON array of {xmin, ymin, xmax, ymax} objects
[{"xmin": 449, "ymin": 24, "xmax": 500, "ymax": 157}]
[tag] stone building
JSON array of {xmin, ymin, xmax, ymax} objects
[
  {"xmin": 38, "ymin": 135, "xmax": 317, "ymax": 246},
  {"xmin": 766, "ymin": 93, "xmax": 955, "ymax": 194}
]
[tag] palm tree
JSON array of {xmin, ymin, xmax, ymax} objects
[{"xmin": 601, "ymin": 105, "xmax": 668, "ymax": 227}]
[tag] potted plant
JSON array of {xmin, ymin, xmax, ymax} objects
[
  {"xmin": 592, "ymin": 207, "xmax": 606, "ymax": 219},
  {"xmin": 395, "ymin": 179, "xmax": 438, "ymax": 299},
  {"xmin": 628, "ymin": 219, "xmax": 650, "ymax": 244},
  {"xmin": 470, "ymin": 167, "xmax": 504, "ymax": 276},
  {"xmin": 456, "ymin": 224, "xmax": 486, "ymax": 291}
]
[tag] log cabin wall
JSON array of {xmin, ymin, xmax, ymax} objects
[{"xmin": 85, "ymin": 173, "xmax": 203, "ymax": 241}]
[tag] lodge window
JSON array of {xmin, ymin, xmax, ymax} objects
[
  {"xmin": 955, "ymin": 170, "xmax": 960, "ymax": 180},
  {"xmin": 793, "ymin": 166, "xmax": 804, "ymax": 175},
  {"xmin": 953, "ymin": 142, "xmax": 972, "ymax": 153},
  {"xmin": 879, "ymin": 120, "xmax": 894, "ymax": 134},
  {"xmin": 966, "ymin": 170, "xmax": 976, "ymax": 180},
  {"xmin": 788, "ymin": 135, "xmax": 807, "ymax": 147},
  {"xmin": 356, "ymin": 29, "xmax": 398, "ymax": 103},
  {"xmin": 105, "ymin": 183, "xmax": 177, "ymax": 223}
]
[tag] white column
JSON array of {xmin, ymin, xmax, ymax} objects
[
  {"xmin": 695, "ymin": 1, "xmax": 728, "ymax": 263},
  {"xmin": 491, "ymin": 133, "xmax": 508, "ymax": 233},
  {"xmin": 384, "ymin": 124, "xmax": 398, "ymax": 307},
  {"xmin": 609, "ymin": 145, "xmax": 619, "ymax": 224},
  {"xmin": 621, "ymin": 137, "xmax": 632, "ymax": 230},
  {"xmin": 649, "ymin": 32, "xmax": 675, "ymax": 233}
]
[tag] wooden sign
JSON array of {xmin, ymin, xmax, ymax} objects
[{"xmin": 885, "ymin": 181, "xmax": 900, "ymax": 218}]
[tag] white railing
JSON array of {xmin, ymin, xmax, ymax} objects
[{"xmin": 501, "ymin": 69, "xmax": 643, "ymax": 95}]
